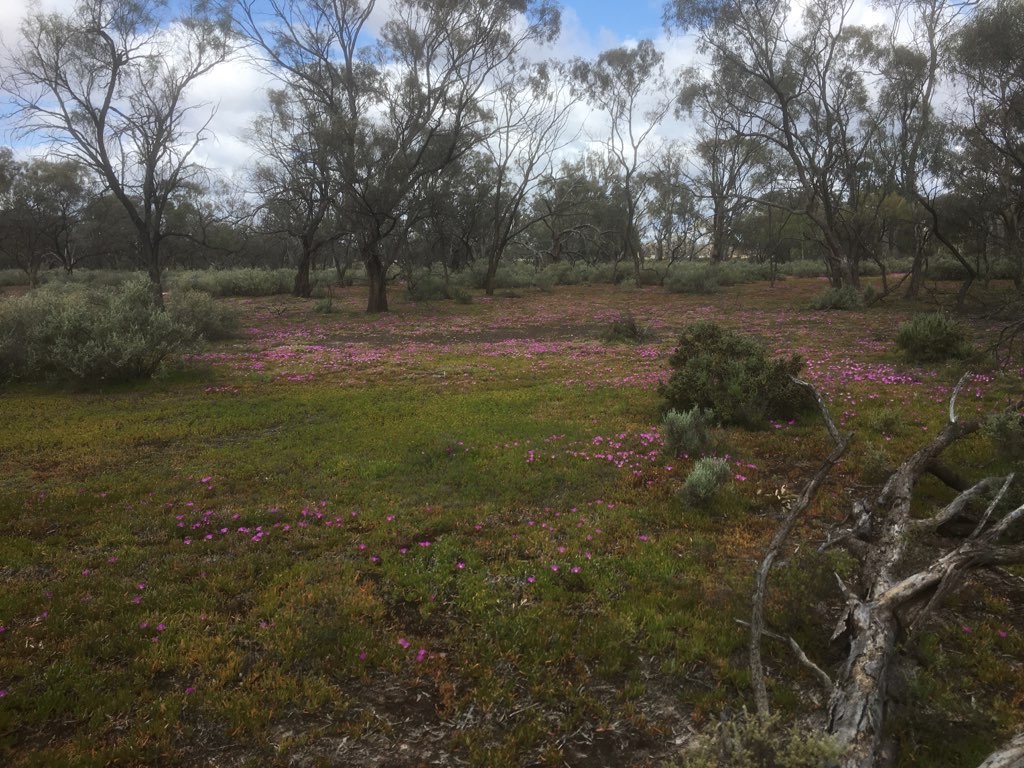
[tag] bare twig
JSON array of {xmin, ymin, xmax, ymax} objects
[
  {"xmin": 749, "ymin": 380, "xmax": 850, "ymax": 718},
  {"xmin": 735, "ymin": 619, "xmax": 833, "ymax": 693}
]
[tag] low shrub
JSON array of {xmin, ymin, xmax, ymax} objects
[
  {"xmin": 169, "ymin": 268, "xmax": 295, "ymax": 297},
  {"xmin": 665, "ymin": 263, "xmax": 719, "ymax": 294},
  {"xmin": 926, "ymin": 257, "xmax": 970, "ymax": 281},
  {"xmin": 166, "ymin": 289, "xmax": 240, "ymax": 340},
  {"xmin": 407, "ymin": 273, "xmax": 449, "ymax": 302},
  {"xmin": 662, "ymin": 406, "xmax": 715, "ymax": 457},
  {"xmin": 680, "ymin": 456, "xmax": 732, "ymax": 503},
  {"xmin": 450, "ymin": 286, "xmax": 473, "ymax": 304},
  {"xmin": 680, "ymin": 710, "xmax": 843, "ymax": 768},
  {"xmin": 601, "ymin": 311, "xmax": 654, "ymax": 344},
  {"xmin": 0, "ymin": 278, "xmax": 194, "ymax": 384},
  {"xmin": 895, "ymin": 313, "xmax": 971, "ymax": 362},
  {"xmin": 985, "ymin": 408, "xmax": 1024, "ymax": 462},
  {"xmin": 779, "ymin": 259, "xmax": 829, "ymax": 278},
  {"xmin": 659, "ymin": 321, "xmax": 810, "ymax": 428},
  {"xmin": 809, "ymin": 286, "xmax": 864, "ymax": 310}
]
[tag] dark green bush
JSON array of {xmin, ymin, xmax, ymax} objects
[
  {"xmin": 659, "ymin": 321, "xmax": 809, "ymax": 428},
  {"xmin": 169, "ymin": 268, "xmax": 295, "ymax": 297},
  {"xmin": 601, "ymin": 311, "xmax": 654, "ymax": 343},
  {"xmin": 450, "ymin": 286, "xmax": 473, "ymax": 304},
  {"xmin": 809, "ymin": 285, "xmax": 863, "ymax": 310},
  {"xmin": 0, "ymin": 278, "xmax": 195, "ymax": 384},
  {"xmin": 665, "ymin": 263, "xmax": 719, "ymax": 294},
  {"xmin": 895, "ymin": 313, "xmax": 971, "ymax": 362},
  {"xmin": 985, "ymin": 408, "xmax": 1024, "ymax": 462},
  {"xmin": 662, "ymin": 406, "xmax": 715, "ymax": 457},
  {"xmin": 166, "ymin": 289, "xmax": 240, "ymax": 340},
  {"xmin": 407, "ymin": 273, "xmax": 449, "ymax": 302}
]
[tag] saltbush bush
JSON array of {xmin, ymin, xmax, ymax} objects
[
  {"xmin": 985, "ymin": 408, "xmax": 1024, "ymax": 462},
  {"xmin": 665, "ymin": 263, "xmax": 719, "ymax": 294},
  {"xmin": 407, "ymin": 273, "xmax": 449, "ymax": 302},
  {"xmin": 681, "ymin": 456, "xmax": 732, "ymax": 503},
  {"xmin": 681, "ymin": 710, "xmax": 843, "ymax": 768},
  {"xmin": 662, "ymin": 406, "xmax": 715, "ymax": 457},
  {"xmin": 895, "ymin": 313, "xmax": 971, "ymax": 362},
  {"xmin": 660, "ymin": 321, "xmax": 809, "ymax": 428},
  {"xmin": 166, "ymin": 289, "xmax": 240, "ymax": 340},
  {"xmin": 809, "ymin": 285, "xmax": 863, "ymax": 310},
  {"xmin": 0, "ymin": 278, "xmax": 194, "ymax": 384},
  {"xmin": 169, "ymin": 268, "xmax": 295, "ymax": 297},
  {"xmin": 601, "ymin": 311, "xmax": 654, "ymax": 343}
]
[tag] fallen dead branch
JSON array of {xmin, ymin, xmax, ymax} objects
[{"xmin": 748, "ymin": 373, "xmax": 1024, "ymax": 768}]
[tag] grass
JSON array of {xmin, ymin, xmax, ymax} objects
[{"xmin": 1, "ymin": 279, "xmax": 1022, "ymax": 767}]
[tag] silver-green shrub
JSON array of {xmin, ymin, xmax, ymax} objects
[
  {"xmin": 681, "ymin": 456, "xmax": 732, "ymax": 503},
  {"xmin": 0, "ymin": 278, "xmax": 194, "ymax": 384},
  {"xmin": 662, "ymin": 406, "xmax": 714, "ymax": 457}
]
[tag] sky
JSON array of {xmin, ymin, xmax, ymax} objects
[{"xmin": 0, "ymin": 0, "xmax": 691, "ymax": 178}]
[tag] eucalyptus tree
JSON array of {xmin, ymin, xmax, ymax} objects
[
  {"xmin": 952, "ymin": 0, "xmax": 1024, "ymax": 289},
  {"xmin": 234, "ymin": 0, "xmax": 561, "ymax": 312},
  {"xmin": 668, "ymin": 0, "xmax": 885, "ymax": 288},
  {"xmin": 643, "ymin": 141, "xmax": 703, "ymax": 280},
  {"xmin": 873, "ymin": 0, "xmax": 974, "ymax": 297},
  {"xmin": 250, "ymin": 87, "xmax": 344, "ymax": 297},
  {"xmin": 4, "ymin": 0, "xmax": 232, "ymax": 304},
  {"xmin": 473, "ymin": 62, "xmax": 579, "ymax": 295},
  {"xmin": 678, "ymin": 71, "xmax": 772, "ymax": 263},
  {"xmin": 571, "ymin": 40, "xmax": 673, "ymax": 282}
]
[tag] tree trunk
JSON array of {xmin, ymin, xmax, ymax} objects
[
  {"xmin": 365, "ymin": 251, "xmax": 389, "ymax": 313},
  {"xmin": 484, "ymin": 255, "xmax": 499, "ymax": 296},
  {"xmin": 145, "ymin": 247, "xmax": 164, "ymax": 309},
  {"xmin": 293, "ymin": 245, "xmax": 312, "ymax": 298}
]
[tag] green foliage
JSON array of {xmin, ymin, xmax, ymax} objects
[
  {"xmin": 984, "ymin": 408, "xmax": 1024, "ymax": 462},
  {"xmin": 662, "ymin": 406, "xmax": 715, "ymax": 457},
  {"xmin": 681, "ymin": 456, "xmax": 732, "ymax": 503},
  {"xmin": 660, "ymin": 321, "xmax": 809, "ymax": 428},
  {"xmin": 681, "ymin": 711, "xmax": 844, "ymax": 768},
  {"xmin": 0, "ymin": 278, "xmax": 194, "ymax": 384},
  {"xmin": 168, "ymin": 268, "xmax": 296, "ymax": 297},
  {"xmin": 809, "ymin": 286, "xmax": 863, "ymax": 310},
  {"xmin": 926, "ymin": 257, "xmax": 970, "ymax": 281},
  {"xmin": 450, "ymin": 286, "xmax": 473, "ymax": 304},
  {"xmin": 166, "ymin": 289, "xmax": 240, "ymax": 340},
  {"xmin": 407, "ymin": 272, "xmax": 450, "ymax": 302},
  {"xmin": 895, "ymin": 313, "xmax": 971, "ymax": 362},
  {"xmin": 601, "ymin": 311, "xmax": 654, "ymax": 343},
  {"xmin": 778, "ymin": 259, "xmax": 829, "ymax": 278},
  {"xmin": 665, "ymin": 263, "xmax": 720, "ymax": 294}
]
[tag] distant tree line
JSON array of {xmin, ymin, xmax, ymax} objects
[{"xmin": 1, "ymin": 0, "xmax": 1020, "ymax": 311}]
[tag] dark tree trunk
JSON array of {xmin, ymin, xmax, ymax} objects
[
  {"xmin": 293, "ymin": 246, "xmax": 312, "ymax": 298},
  {"xmin": 365, "ymin": 251, "xmax": 389, "ymax": 313}
]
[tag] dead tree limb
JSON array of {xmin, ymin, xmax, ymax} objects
[
  {"xmin": 748, "ymin": 377, "xmax": 851, "ymax": 718},
  {"xmin": 749, "ymin": 373, "xmax": 1024, "ymax": 768},
  {"xmin": 976, "ymin": 731, "xmax": 1024, "ymax": 768}
]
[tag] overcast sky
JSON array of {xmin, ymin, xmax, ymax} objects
[{"xmin": 0, "ymin": 0, "xmax": 890, "ymax": 181}]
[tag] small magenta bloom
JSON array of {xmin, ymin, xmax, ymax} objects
[{"xmin": 398, "ymin": 637, "xmax": 411, "ymax": 649}]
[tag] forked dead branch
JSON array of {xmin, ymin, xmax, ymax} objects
[{"xmin": 748, "ymin": 373, "xmax": 1024, "ymax": 768}]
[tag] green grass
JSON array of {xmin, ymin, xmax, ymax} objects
[{"xmin": 1, "ymin": 280, "xmax": 1022, "ymax": 767}]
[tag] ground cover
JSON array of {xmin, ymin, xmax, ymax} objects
[{"xmin": 1, "ymin": 279, "xmax": 1021, "ymax": 767}]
